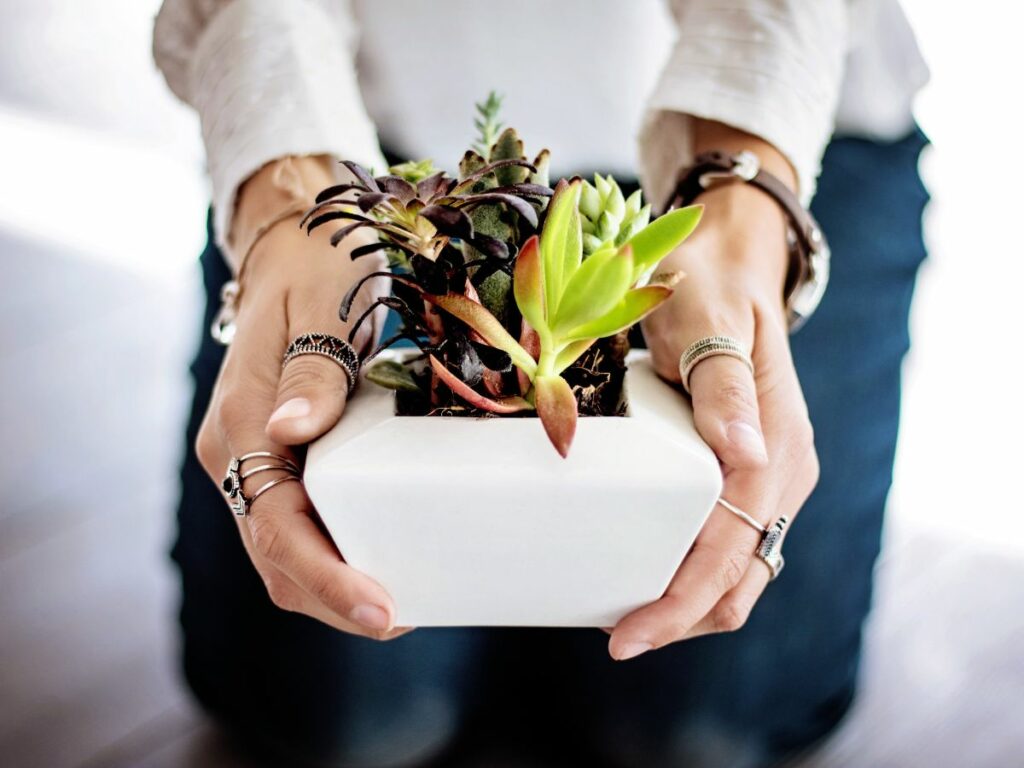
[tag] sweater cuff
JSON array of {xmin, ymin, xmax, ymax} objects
[
  {"xmin": 638, "ymin": 3, "xmax": 847, "ymax": 211},
  {"xmin": 189, "ymin": 0, "xmax": 387, "ymax": 257}
]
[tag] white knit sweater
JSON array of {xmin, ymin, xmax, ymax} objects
[{"xmin": 153, "ymin": 0, "xmax": 928, "ymax": 254}]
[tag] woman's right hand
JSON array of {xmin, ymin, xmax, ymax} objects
[{"xmin": 195, "ymin": 157, "xmax": 408, "ymax": 640}]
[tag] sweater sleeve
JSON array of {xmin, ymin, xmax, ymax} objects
[
  {"xmin": 152, "ymin": 0, "xmax": 387, "ymax": 253},
  {"xmin": 638, "ymin": 0, "xmax": 852, "ymax": 209}
]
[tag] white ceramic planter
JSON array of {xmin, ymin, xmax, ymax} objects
[{"xmin": 304, "ymin": 350, "xmax": 722, "ymax": 628}]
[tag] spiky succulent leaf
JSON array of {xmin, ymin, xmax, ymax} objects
[
  {"xmin": 459, "ymin": 150, "xmax": 489, "ymax": 184},
  {"xmin": 473, "ymin": 91, "xmax": 504, "ymax": 158},
  {"xmin": 530, "ymin": 149, "xmax": 551, "ymax": 189},
  {"xmin": 490, "ymin": 128, "xmax": 530, "ymax": 186}
]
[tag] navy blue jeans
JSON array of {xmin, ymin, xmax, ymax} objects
[{"xmin": 173, "ymin": 129, "xmax": 929, "ymax": 767}]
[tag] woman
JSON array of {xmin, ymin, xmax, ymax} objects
[{"xmin": 155, "ymin": 1, "xmax": 929, "ymax": 765}]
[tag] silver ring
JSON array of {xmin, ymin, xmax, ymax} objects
[
  {"xmin": 223, "ymin": 452, "xmax": 300, "ymax": 517},
  {"xmin": 679, "ymin": 335, "xmax": 754, "ymax": 393},
  {"xmin": 717, "ymin": 497, "xmax": 766, "ymax": 534},
  {"xmin": 756, "ymin": 516, "xmax": 789, "ymax": 581},
  {"xmin": 716, "ymin": 497, "xmax": 788, "ymax": 581},
  {"xmin": 283, "ymin": 333, "xmax": 360, "ymax": 391}
]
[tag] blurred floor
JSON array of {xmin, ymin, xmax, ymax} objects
[{"xmin": 1, "ymin": 0, "xmax": 1022, "ymax": 766}]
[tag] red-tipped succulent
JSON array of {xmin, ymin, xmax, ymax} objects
[{"xmin": 305, "ymin": 94, "xmax": 702, "ymax": 457}]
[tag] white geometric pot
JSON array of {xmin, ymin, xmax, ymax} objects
[{"xmin": 304, "ymin": 350, "xmax": 722, "ymax": 627}]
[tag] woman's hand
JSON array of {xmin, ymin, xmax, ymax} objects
[
  {"xmin": 194, "ymin": 157, "xmax": 408, "ymax": 640},
  {"xmin": 608, "ymin": 125, "xmax": 820, "ymax": 660}
]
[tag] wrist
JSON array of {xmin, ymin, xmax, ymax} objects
[
  {"xmin": 663, "ymin": 183, "xmax": 790, "ymax": 294},
  {"xmin": 228, "ymin": 155, "xmax": 337, "ymax": 272}
]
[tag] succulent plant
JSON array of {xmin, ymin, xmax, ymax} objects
[
  {"xmin": 579, "ymin": 174, "xmax": 652, "ymax": 255},
  {"xmin": 305, "ymin": 95, "xmax": 703, "ymax": 457},
  {"xmin": 427, "ymin": 179, "xmax": 702, "ymax": 455}
]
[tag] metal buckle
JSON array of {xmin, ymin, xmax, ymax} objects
[{"xmin": 697, "ymin": 150, "xmax": 760, "ymax": 189}]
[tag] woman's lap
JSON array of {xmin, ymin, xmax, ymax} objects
[{"xmin": 172, "ymin": 129, "xmax": 928, "ymax": 767}]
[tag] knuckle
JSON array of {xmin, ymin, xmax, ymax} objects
[
  {"xmin": 712, "ymin": 597, "xmax": 752, "ymax": 633},
  {"xmin": 249, "ymin": 514, "xmax": 286, "ymax": 563},
  {"xmin": 304, "ymin": 569, "xmax": 342, "ymax": 610},
  {"xmin": 280, "ymin": 356, "xmax": 334, "ymax": 391},
  {"xmin": 215, "ymin": 388, "xmax": 257, "ymax": 434},
  {"xmin": 793, "ymin": 416, "xmax": 815, "ymax": 455},
  {"xmin": 716, "ymin": 376, "xmax": 758, "ymax": 412},
  {"xmin": 805, "ymin": 448, "xmax": 821, "ymax": 488},
  {"xmin": 716, "ymin": 548, "xmax": 751, "ymax": 593},
  {"xmin": 194, "ymin": 420, "xmax": 220, "ymax": 475},
  {"xmin": 262, "ymin": 572, "xmax": 298, "ymax": 612}
]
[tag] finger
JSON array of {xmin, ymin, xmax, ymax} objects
[
  {"xmin": 267, "ymin": 352, "xmax": 350, "ymax": 445},
  {"xmin": 682, "ymin": 553, "xmax": 772, "ymax": 640},
  {"xmin": 608, "ymin": 491, "xmax": 766, "ymax": 660},
  {"xmin": 208, "ymin": 294, "xmax": 400, "ymax": 633},
  {"xmin": 238, "ymin": 529, "xmax": 413, "ymax": 640},
  {"xmin": 266, "ymin": 271, "xmax": 359, "ymax": 443},
  {"xmin": 239, "ymin": 462, "xmax": 399, "ymax": 633},
  {"xmin": 690, "ymin": 354, "xmax": 768, "ymax": 469}
]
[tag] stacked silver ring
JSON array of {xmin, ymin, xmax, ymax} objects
[
  {"xmin": 223, "ymin": 451, "xmax": 301, "ymax": 517},
  {"xmin": 283, "ymin": 333, "xmax": 361, "ymax": 391},
  {"xmin": 679, "ymin": 335, "xmax": 754, "ymax": 393},
  {"xmin": 717, "ymin": 497, "xmax": 788, "ymax": 580}
]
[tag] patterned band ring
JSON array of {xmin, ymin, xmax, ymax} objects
[
  {"xmin": 283, "ymin": 333, "xmax": 361, "ymax": 392},
  {"xmin": 678, "ymin": 335, "xmax": 754, "ymax": 394},
  {"xmin": 717, "ymin": 497, "xmax": 789, "ymax": 581}
]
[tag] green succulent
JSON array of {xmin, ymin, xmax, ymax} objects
[
  {"xmin": 389, "ymin": 158, "xmax": 439, "ymax": 184},
  {"xmin": 579, "ymin": 174, "xmax": 652, "ymax": 256}
]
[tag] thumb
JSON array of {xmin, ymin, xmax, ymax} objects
[
  {"xmin": 688, "ymin": 355, "xmax": 769, "ymax": 470},
  {"xmin": 266, "ymin": 353, "xmax": 350, "ymax": 446}
]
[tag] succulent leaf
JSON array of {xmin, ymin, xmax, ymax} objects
[
  {"xmin": 429, "ymin": 355, "xmax": 532, "ymax": 414},
  {"xmin": 365, "ymin": 360, "xmax": 423, "ymax": 393},
  {"xmin": 539, "ymin": 179, "xmax": 583, "ymax": 317},
  {"xmin": 561, "ymin": 285, "xmax": 673, "ymax": 342},
  {"xmin": 625, "ymin": 204, "xmax": 703, "ymax": 282},
  {"xmin": 513, "ymin": 235, "xmax": 545, "ymax": 333},
  {"xmin": 425, "ymin": 293, "xmax": 537, "ymax": 377},
  {"xmin": 550, "ymin": 246, "xmax": 633, "ymax": 334},
  {"xmin": 534, "ymin": 374, "xmax": 578, "ymax": 458},
  {"xmin": 578, "ymin": 174, "xmax": 652, "ymax": 255}
]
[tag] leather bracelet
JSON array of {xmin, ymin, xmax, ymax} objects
[{"xmin": 666, "ymin": 150, "xmax": 830, "ymax": 331}]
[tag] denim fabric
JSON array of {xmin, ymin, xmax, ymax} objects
[{"xmin": 172, "ymin": 128, "xmax": 929, "ymax": 767}]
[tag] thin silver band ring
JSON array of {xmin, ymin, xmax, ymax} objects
[
  {"xmin": 236, "ymin": 451, "xmax": 299, "ymax": 472},
  {"xmin": 248, "ymin": 474, "xmax": 302, "ymax": 506},
  {"xmin": 240, "ymin": 463, "xmax": 298, "ymax": 481},
  {"xmin": 716, "ymin": 497, "xmax": 766, "ymax": 534},
  {"xmin": 223, "ymin": 452, "xmax": 301, "ymax": 517}
]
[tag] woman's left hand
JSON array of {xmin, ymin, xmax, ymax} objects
[{"xmin": 608, "ymin": 165, "xmax": 820, "ymax": 661}]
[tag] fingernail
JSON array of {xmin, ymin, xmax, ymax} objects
[
  {"xmin": 350, "ymin": 603, "xmax": 391, "ymax": 631},
  {"xmin": 727, "ymin": 421, "xmax": 768, "ymax": 461},
  {"xmin": 614, "ymin": 641, "xmax": 653, "ymax": 661},
  {"xmin": 269, "ymin": 398, "xmax": 311, "ymax": 426}
]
